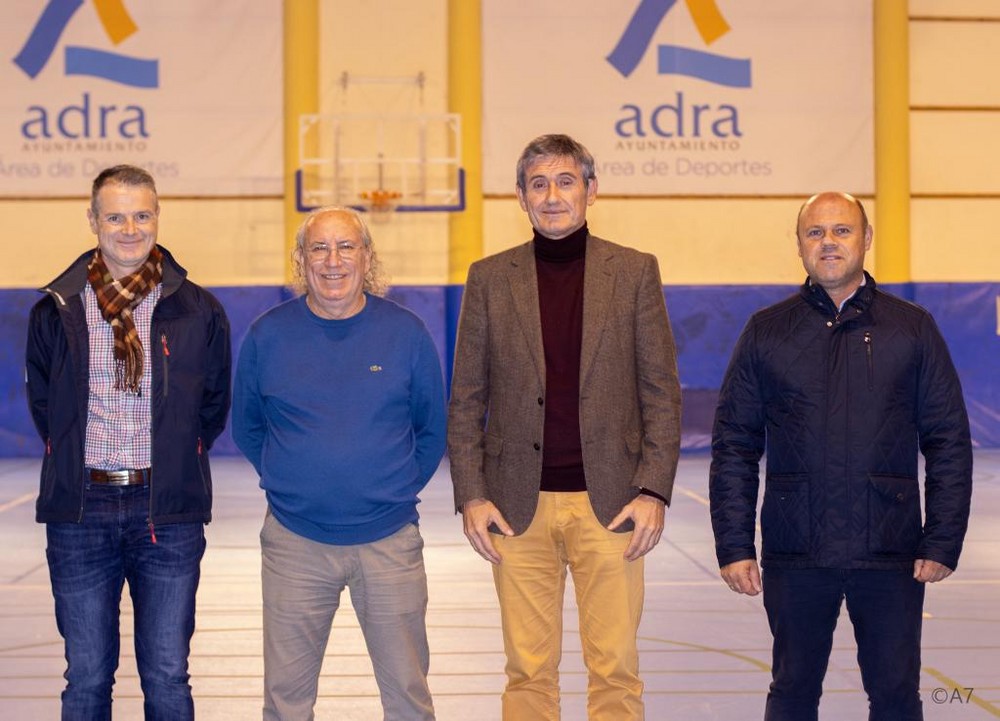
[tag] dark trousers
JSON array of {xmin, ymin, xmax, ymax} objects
[
  {"xmin": 762, "ymin": 567, "xmax": 925, "ymax": 721},
  {"xmin": 46, "ymin": 483, "xmax": 205, "ymax": 721}
]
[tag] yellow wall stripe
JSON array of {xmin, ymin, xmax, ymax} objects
[
  {"xmin": 283, "ymin": 0, "xmax": 319, "ymax": 283},
  {"xmin": 448, "ymin": 0, "xmax": 484, "ymax": 281},
  {"xmin": 874, "ymin": 0, "xmax": 912, "ymax": 282}
]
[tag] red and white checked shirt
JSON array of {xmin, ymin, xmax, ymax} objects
[{"xmin": 83, "ymin": 282, "xmax": 162, "ymax": 470}]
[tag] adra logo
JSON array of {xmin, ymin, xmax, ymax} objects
[
  {"xmin": 13, "ymin": 0, "xmax": 157, "ymax": 141},
  {"xmin": 607, "ymin": 0, "xmax": 750, "ymax": 140}
]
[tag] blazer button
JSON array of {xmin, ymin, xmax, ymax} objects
[
  {"xmin": 533, "ymin": 442, "xmax": 541, "ymax": 451},
  {"xmin": 537, "ymin": 397, "xmax": 544, "ymax": 405}
]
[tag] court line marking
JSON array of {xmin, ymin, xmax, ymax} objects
[
  {"xmin": 674, "ymin": 484, "xmax": 761, "ymax": 533},
  {"xmin": 0, "ymin": 493, "xmax": 34, "ymax": 514},
  {"xmin": 639, "ymin": 636, "xmax": 771, "ymax": 672}
]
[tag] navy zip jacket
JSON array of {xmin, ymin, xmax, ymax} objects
[
  {"xmin": 25, "ymin": 246, "xmax": 232, "ymax": 525},
  {"xmin": 710, "ymin": 273, "xmax": 972, "ymax": 571}
]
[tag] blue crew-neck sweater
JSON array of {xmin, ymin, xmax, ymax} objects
[{"xmin": 232, "ymin": 294, "xmax": 446, "ymax": 545}]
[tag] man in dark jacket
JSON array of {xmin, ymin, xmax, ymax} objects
[
  {"xmin": 710, "ymin": 192, "xmax": 972, "ymax": 721},
  {"xmin": 25, "ymin": 165, "xmax": 231, "ymax": 721}
]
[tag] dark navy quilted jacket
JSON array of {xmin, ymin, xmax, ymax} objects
[{"xmin": 709, "ymin": 273, "xmax": 973, "ymax": 571}]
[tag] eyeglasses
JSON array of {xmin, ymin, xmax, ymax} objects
[{"xmin": 306, "ymin": 241, "xmax": 363, "ymax": 260}]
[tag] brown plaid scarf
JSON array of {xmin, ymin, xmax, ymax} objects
[{"xmin": 87, "ymin": 246, "xmax": 163, "ymax": 393}]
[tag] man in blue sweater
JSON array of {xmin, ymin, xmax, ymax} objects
[{"xmin": 232, "ymin": 207, "xmax": 446, "ymax": 721}]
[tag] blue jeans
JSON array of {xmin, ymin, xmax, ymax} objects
[
  {"xmin": 46, "ymin": 483, "xmax": 206, "ymax": 721},
  {"xmin": 762, "ymin": 567, "xmax": 925, "ymax": 721}
]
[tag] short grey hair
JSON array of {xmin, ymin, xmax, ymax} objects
[
  {"xmin": 516, "ymin": 134, "xmax": 596, "ymax": 191},
  {"xmin": 90, "ymin": 164, "xmax": 158, "ymax": 217}
]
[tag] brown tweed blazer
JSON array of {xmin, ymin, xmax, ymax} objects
[{"xmin": 448, "ymin": 234, "xmax": 682, "ymax": 534}]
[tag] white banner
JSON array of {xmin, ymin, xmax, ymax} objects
[
  {"xmin": 483, "ymin": 0, "xmax": 873, "ymax": 195},
  {"xmin": 1, "ymin": 0, "xmax": 281, "ymax": 196}
]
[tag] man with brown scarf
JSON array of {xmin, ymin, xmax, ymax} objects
[{"xmin": 25, "ymin": 165, "xmax": 232, "ymax": 721}]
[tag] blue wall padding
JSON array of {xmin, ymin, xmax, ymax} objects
[
  {"xmin": 912, "ymin": 283, "xmax": 1000, "ymax": 449},
  {"xmin": 208, "ymin": 285, "xmax": 294, "ymax": 456},
  {"xmin": 0, "ymin": 289, "xmax": 43, "ymax": 456},
  {"xmin": 663, "ymin": 285, "xmax": 795, "ymax": 389},
  {"xmin": 444, "ymin": 284, "xmax": 465, "ymax": 391},
  {"xmin": 3, "ymin": 282, "xmax": 997, "ymax": 459}
]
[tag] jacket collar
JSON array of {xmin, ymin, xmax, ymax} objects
[
  {"xmin": 800, "ymin": 270, "xmax": 877, "ymax": 318},
  {"xmin": 39, "ymin": 245, "xmax": 187, "ymax": 307},
  {"xmin": 503, "ymin": 233, "xmax": 618, "ymax": 387},
  {"xmin": 580, "ymin": 235, "xmax": 615, "ymax": 384}
]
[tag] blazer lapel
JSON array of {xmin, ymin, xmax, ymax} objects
[
  {"xmin": 504, "ymin": 242, "xmax": 546, "ymax": 387},
  {"xmin": 581, "ymin": 236, "xmax": 616, "ymax": 384}
]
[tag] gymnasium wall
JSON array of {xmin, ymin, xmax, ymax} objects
[{"xmin": 0, "ymin": 1, "xmax": 997, "ymax": 457}]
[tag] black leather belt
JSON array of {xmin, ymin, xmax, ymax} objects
[{"xmin": 88, "ymin": 468, "xmax": 150, "ymax": 486}]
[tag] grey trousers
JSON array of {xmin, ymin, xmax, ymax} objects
[{"xmin": 260, "ymin": 511, "xmax": 435, "ymax": 721}]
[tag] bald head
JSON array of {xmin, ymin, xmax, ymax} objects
[
  {"xmin": 796, "ymin": 192, "xmax": 869, "ymax": 240},
  {"xmin": 795, "ymin": 191, "xmax": 873, "ymax": 308}
]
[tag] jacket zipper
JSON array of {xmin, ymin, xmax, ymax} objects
[
  {"xmin": 864, "ymin": 331, "xmax": 873, "ymax": 391},
  {"xmin": 197, "ymin": 437, "xmax": 210, "ymax": 496},
  {"xmin": 147, "ymin": 330, "xmax": 169, "ymax": 534},
  {"xmin": 160, "ymin": 333, "xmax": 170, "ymax": 399},
  {"xmin": 51, "ymin": 293, "xmax": 88, "ymax": 522}
]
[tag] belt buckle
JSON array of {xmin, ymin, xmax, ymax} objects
[{"xmin": 104, "ymin": 469, "xmax": 133, "ymax": 486}]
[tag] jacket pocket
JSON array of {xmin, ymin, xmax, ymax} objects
[
  {"xmin": 197, "ymin": 437, "xmax": 212, "ymax": 501},
  {"xmin": 37, "ymin": 446, "xmax": 58, "ymax": 509},
  {"xmin": 482, "ymin": 433, "xmax": 504, "ymax": 484},
  {"xmin": 867, "ymin": 474, "xmax": 921, "ymax": 555},
  {"xmin": 620, "ymin": 430, "xmax": 643, "ymax": 479},
  {"xmin": 484, "ymin": 433, "xmax": 504, "ymax": 457},
  {"xmin": 760, "ymin": 475, "xmax": 810, "ymax": 556}
]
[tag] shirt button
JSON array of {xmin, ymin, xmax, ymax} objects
[
  {"xmin": 533, "ymin": 443, "xmax": 541, "ymax": 451},
  {"xmin": 537, "ymin": 397, "xmax": 544, "ymax": 405}
]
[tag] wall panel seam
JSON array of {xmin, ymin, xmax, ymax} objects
[
  {"xmin": 910, "ymin": 16, "xmax": 1000, "ymax": 23},
  {"xmin": 911, "ymin": 106, "xmax": 1000, "ymax": 112}
]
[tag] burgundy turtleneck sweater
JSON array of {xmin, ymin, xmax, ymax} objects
[{"xmin": 534, "ymin": 224, "xmax": 588, "ymax": 492}]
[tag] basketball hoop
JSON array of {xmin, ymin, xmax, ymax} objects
[
  {"xmin": 359, "ymin": 188, "xmax": 401, "ymax": 223},
  {"xmin": 296, "ymin": 109, "xmax": 464, "ymax": 215}
]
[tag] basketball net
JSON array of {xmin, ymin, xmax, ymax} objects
[{"xmin": 359, "ymin": 188, "xmax": 401, "ymax": 223}]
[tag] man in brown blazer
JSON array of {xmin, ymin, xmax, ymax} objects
[{"xmin": 448, "ymin": 134, "xmax": 682, "ymax": 721}]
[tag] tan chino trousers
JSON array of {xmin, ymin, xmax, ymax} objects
[{"xmin": 492, "ymin": 491, "xmax": 645, "ymax": 721}]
